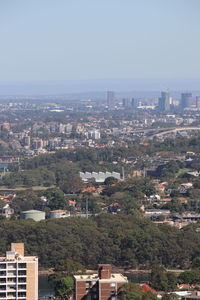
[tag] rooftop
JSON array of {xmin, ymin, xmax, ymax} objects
[{"xmin": 74, "ymin": 273, "xmax": 128, "ymax": 282}]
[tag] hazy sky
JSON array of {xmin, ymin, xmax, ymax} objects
[{"xmin": 0, "ymin": 0, "xmax": 200, "ymax": 82}]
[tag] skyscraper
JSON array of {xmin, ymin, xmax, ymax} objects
[
  {"xmin": 196, "ymin": 96, "xmax": 200, "ymax": 109},
  {"xmin": 181, "ymin": 93, "xmax": 192, "ymax": 109},
  {"xmin": 0, "ymin": 243, "xmax": 38, "ymax": 300},
  {"xmin": 131, "ymin": 98, "xmax": 139, "ymax": 109},
  {"xmin": 158, "ymin": 91, "xmax": 170, "ymax": 112},
  {"xmin": 122, "ymin": 98, "xmax": 131, "ymax": 107},
  {"xmin": 107, "ymin": 91, "xmax": 115, "ymax": 108}
]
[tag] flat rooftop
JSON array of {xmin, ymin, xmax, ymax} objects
[
  {"xmin": 0, "ymin": 255, "xmax": 38, "ymax": 262},
  {"xmin": 74, "ymin": 273, "xmax": 128, "ymax": 282}
]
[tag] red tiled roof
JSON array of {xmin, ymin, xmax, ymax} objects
[
  {"xmin": 160, "ymin": 198, "xmax": 172, "ymax": 202},
  {"xmin": 140, "ymin": 284, "xmax": 157, "ymax": 294},
  {"xmin": 69, "ymin": 200, "xmax": 76, "ymax": 205},
  {"xmin": 82, "ymin": 187, "xmax": 96, "ymax": 193}
]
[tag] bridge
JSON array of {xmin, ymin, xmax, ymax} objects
[{"xmin": 140, "ymin": 126, "xmax": 200, "ymax": 139}]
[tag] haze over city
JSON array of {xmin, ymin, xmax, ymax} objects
[
  {"xmin": 1, "ymin": 2, "xmax": 200, "ymax": 300},
  {"xmin": 0, "ymin": 0, "xmax": 200, "ymax": 94}
]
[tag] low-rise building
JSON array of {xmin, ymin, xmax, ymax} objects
[
  {"xmin": 74, "ymin": 264, "xmax": 128, "ymax": 300},
  {"xmin": 80, "ymin": 171, "xmax": 121, "ymax": 183},
  {"xmin": 182, "ymin": 291, "xmax": 200, "ymax": 299}
]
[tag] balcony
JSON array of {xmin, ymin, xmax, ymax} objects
[
  {"xmin": 18, "ymin": 271, "xmax": 26, "ymax": 276},
  {"xmin": 18, "ymin": 264, "xmax": 26, "ymax": 269},
  {"xmin": 18, "ymin": 285, "xmax": 26, "ymax": 291},
  {"xmin": 7, "ymin": 287, "xmax": 17, "ymax": 292},
  {"xmin": 7, "ymin": 292, "xmax": 16, "ymax": 299},
  {"xmin": 7, "ymin": 271, "xmax": 16, "ymax": 277},
  {"xmin": 18, "ymin": 278, "xmax": 26, "ymax": 283},
  {"xmin": 7, "ymin": 264, "xmax": 16, "ymax": 270},
  {"xmin": 18, "ymin": 292, "xmax": 26, "ymax": 299},
  {"xmin": 0, "ymin": 265, "xmax": 6, "ymax": 270}
]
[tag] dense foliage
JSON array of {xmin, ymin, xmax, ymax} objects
[
  {"xmin": 0, "ymin": 214, "xmax": 200, "ymax": 269},
  {"xmin": 118, "ymin": 283, "xmax": 157, "ymax": 300}
]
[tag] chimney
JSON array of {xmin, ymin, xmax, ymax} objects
[
  {"xmin": 11, "ymin": 243, "xmax": 24, "ymax": 256},
  {"xmin": 98, "ymin": 264, "xmax": 112, "ymax": 279}
]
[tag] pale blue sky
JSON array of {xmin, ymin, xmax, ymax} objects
[{"xmin": 0, "ymin": 0, "xmax": 200, "ymax": 82}]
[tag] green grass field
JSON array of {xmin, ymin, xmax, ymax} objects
[{"xmin": 0, "ymin": 185, "xmax": 55, "ymax": 192}]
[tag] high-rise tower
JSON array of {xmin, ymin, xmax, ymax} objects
[
  {"xmin": 0, "ymin": 243, "xmax": 38, "ymax": 300},
  {"xmin": 107, "ymin": 91, "xmax": 115, "ymax": 108},
  {"xmin": 158, "ymin": 91, "xmax": 170, "ymax": 112},
  {"xmin": 181, "ymin": 93, "xmax": 192, "ymax": 109}
]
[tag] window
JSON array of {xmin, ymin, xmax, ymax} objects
[
  {"xmin": 0, "ymin": 264, "xmax": 6, "ymax": 269},
  {"xmin": 18, "ymin": 292, "xmax": 26, "ymax": 297},
  {"xmin": 18, "ymin": 270, "xmax": 26, "ymax": 276},
  {"xmin": 0, "ymin": 271, "xmax": 6, "ymax": 276},
  {"xmin": 18, "ymin": 285, "xmax": 26, "ymax": 290},
  {"xmin": 18, "ymin": 278, "xmax": 26, "ymax": 283},
  {"xmin": 110, "ymin": 282, "xmax": 116, "ymax": 287},
  {"xmin": 7, "ymin": 278, "xmax": 16, "ymax": 283},
  {"xmin": 86, "ymin": 281, "xmax": 91, "ymax": 289},
  {"xmin": 18, "ymin": 263, "xmax": 26, "ymax": 269}
]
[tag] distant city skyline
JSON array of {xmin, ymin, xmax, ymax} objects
[
  {"xmin": 0, "ymin": 0, "xmax": 200, "ymax": 83},
  {"xmin": 1, "ymin": 78, "xmax": 200, "ymax": 96}
]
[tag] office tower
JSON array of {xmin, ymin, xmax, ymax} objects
[
  {"xmin": 74, "ymin": 264, "xmax": 128, "ymax": 300},
  {"xmin": 158, "ymin": 91, "xmax": 170, "ymax": 112},
  {"xmin": 107, "ymin": 91, "xmax": 115, "ymax": 108},
  {"xmin": 131, "ymin": 98, "xmax": 139, "ymax": 109},
  {"xmin": 32, "ymin": 138, "xmax": 43, "ymax": 150},
  {"xmin": 181, "ymin": 93, "xmax": 192, "ymax": 109},
  {"xmin": 24, "ymin": 136, "xmax": 31, "ymax": 147},
  {"xmin": 196, "ymin": 96, "xmax": 200, "ymax": 109},
  {"xmin": 88, "ymin": 130, "xmax": 101, "ymax": 140},
  {"xmin": 122, "ymin": 98, "xmax": 131, "ymax": 107},
  {"xmin": 0, "ymin": 243, "xmax": 38, "ymax": 300}
]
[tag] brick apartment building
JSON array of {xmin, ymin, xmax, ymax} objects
[
  {"xmin": 0, "ymin": 243, "xmax": 38, "ymax": 300},
  {"xmin": 74, "ymin": 264, "xmax": 128, "ymax": 300}
]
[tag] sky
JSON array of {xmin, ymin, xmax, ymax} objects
[{"xmin": 0, "ymin": 0, "xmax": 200, "ymax": 84}]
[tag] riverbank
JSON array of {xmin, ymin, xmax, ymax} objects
[{"xmin": 38, "ymin": 268, "xmax": 185, "ymax": 276}]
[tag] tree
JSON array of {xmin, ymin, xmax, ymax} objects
[
  {"xmin": 59, "ymin": 175, "xmax": 83, "ymax": 194},
  {"xmin": 178, "ymin": 270, "xmax": 200, "ymax": 284},
  {"xmin": 166, "ymin": 273, "xmax": 177, "ymax": 291},
  {"xmin": 118, "ymin": 283, "xmax": 157, "ymax": 300},
  {"xmin": 192, "ymin": 257, "xmax": 200, "ymax": 269},
  {"xmin": 54, "ymin": 276, "xmax": 74, "ymax": 299},
  {"xmin": 54, "ymin": 258, "xmax": 85, "ymax": 274},
  {"xmin": 47, "ymin": 188, "xmax": 66, "ymax": 210},
  {"xmin": 149, "ymin": 266, "xmax": 177, "ymax": 292},
  {"xmin": 104, "ymin": 176, "xmax": 118, "ymax": 186}
]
